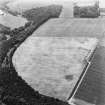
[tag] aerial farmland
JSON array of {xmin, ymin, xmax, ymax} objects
[{"xmin": 0, "ymin": 0, "xmax": 105, "ymax": 105}]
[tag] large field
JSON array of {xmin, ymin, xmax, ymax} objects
[
  {"xmin": 13, "ymin": 36, "xmax": 98, "ymax": 101},
  {"xmin": 32, "ymin": 18, "xmax": 105, "ymax": 38},
  {"xmin": 0, "ymin": 0, "xmax": 105, "ymax": 105}
]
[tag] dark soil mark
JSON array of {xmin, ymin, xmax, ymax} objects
[{"xmin": 65, "ymin": 75, "xmax": 73, "ymax": 81}]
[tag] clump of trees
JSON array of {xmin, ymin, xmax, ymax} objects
[
  {"xmin": 9, "ymin": 21, "xmax": 32, "ymax": 37},
  {"xmin": 73, "ymin": 1, "xmax": 100, "ymax": 18},
  {"xmin": 22, "ymin": 5, "xmax": 62, "ymax": 21},
  {"xmin": 0, "ymin": 24, "xmax": 11, "ymax": 41},
  {"xmin": 0, "ymin": 24, "xmax": 11, "ymax": 35},
  {"xmin": 0, "ymin": 22, "xmax": 32, "ymax": 40}
]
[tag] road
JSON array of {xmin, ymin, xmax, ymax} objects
[{"xmin": 74, "ymin": 19, "xmax": 105, "ymax": 105}]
